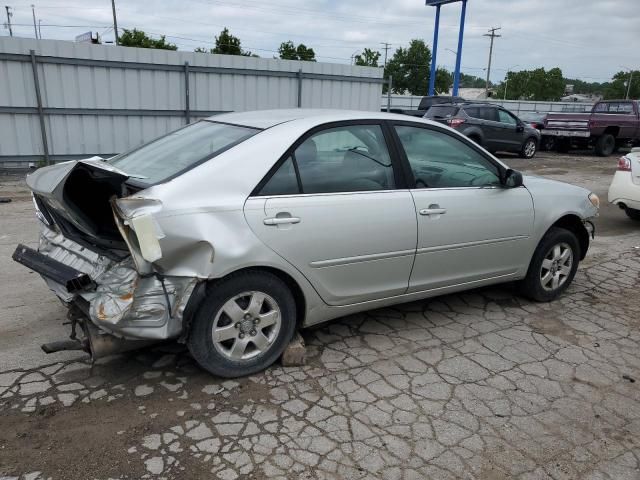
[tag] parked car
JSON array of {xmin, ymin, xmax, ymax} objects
[
  {"xmin": 519, "ymin": 111, "xmax": 555, "ymax": 151},
  {"xmin": 424, "ymin": 103, "xmax": 541, "ymax": 158},
  {"xmin": 544, "ymin": 100, "xmax": 640, "ymax": 156},
  {"xmin": 386, "ymin": 95, "xmax": 465, "ymax": 117},
  {"xmin": 608, "ymin": 148, "xmax": 640, "ymax": 220},
  {"xmin": 14, "ymin": 109, "xmax": 599, "ymax": 378}
]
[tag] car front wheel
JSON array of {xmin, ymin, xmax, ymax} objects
[
  {"xmin": 519, "ymin": 137, "xmax": 537, "ymax": 159},
  {"xmin": 520, "ymin": 227, "xmax": 580, "ymax": 302},
  {"xmin": 188, "ymin": 271, "xmax": 296, "ymax": 378}
]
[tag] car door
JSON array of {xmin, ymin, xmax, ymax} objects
[
  {"xmin": 477, "ymin": 106, "xmax": 502, "ymax": 151},
  {"xmin": 496, "ymin": 108, "xmax": 524, "ymax": 151},
  {"xmin": 391, "ymin": 122, "xmax": 534, "ymax": 293},
  {"xmin": 244, "ymin": 122, "xmax": 417, "ymax": 306}
]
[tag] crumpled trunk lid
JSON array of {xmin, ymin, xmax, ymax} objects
[{"xmin": 27, "ymin": 157, "xmax": 134, "ymax": 255}]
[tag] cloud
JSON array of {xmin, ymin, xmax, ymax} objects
[{"xmin": 3, "ymin": 0, "xmax": 638, "ymax": 82}]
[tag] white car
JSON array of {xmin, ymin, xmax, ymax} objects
[{"xmin": 608, "ymin": 148, "xmax": 640, "ymax": 220}]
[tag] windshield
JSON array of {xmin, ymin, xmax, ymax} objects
[{"xmin": 109, "ymin": 121, "xmax": 259, "ymax": 185}]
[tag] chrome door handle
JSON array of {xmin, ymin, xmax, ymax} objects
[
  {"xmin": 419, "ymin": 208, "xmax": 447, "ymax": 216},
  {"xmin": 263, "ymin": 216, "xmax": 301, "ymax": 225}
]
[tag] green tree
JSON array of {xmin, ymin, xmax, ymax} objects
[
  {"xmin": 603, "ymin": 70, "xmax": 639, "ymax": 99},
  {"xmin": 495, "ymin": 67, "xmax": 564, "ymax": 101},
  {"xmin": 435, "ymin": 67, "xmax": 453, "ymax": 94},
  {"xmin": 354, "ymin": 48, "xmax": 380, "ymax": 67},
  {"xmin": 459, "ymin": 73, "xmax": 486, "ymax": 88},
  {"xmin": 119, "ymin": 29, "xmax": 177, "ymax": 50},
  {"xmin": 278, "ymin": 41, "xmax": 316, "ymax": 61},
  {"xmin": 210, "ymin": 27, "xmax": 252, "ymax": 56},
  {"xmin": 383, "ymin": 40, "xmax": 432, "ymax": 95}
]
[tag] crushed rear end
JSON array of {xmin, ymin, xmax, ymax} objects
[{"xmin": 13, "ymin": 158, "xmax": 198, "ymax": 360}]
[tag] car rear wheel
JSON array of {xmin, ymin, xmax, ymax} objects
[
  {"xmin": 188, "ymin": 271, "xmax": 296, "ymax": 378},
  {"xmin": 625, "ymin": 207, "xmax": 640, "ymax": 221},
  {"xmin": 595, "ymin": 133, "xmax": 616, "ymax": 156},
  {"xmin": 519, "ymin": 137, "xmax": 537, "ymax": 159},
  {"xmin": 540, "ymin": 136, "xmax": 555, "ymax": 151},
  {"xmin": 519, "ymin": 227, "xmax": 580, "ymax": 302}
]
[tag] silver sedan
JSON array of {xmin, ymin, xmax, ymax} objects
[{"xmin": 15, "ymin": 109, "xmax": 600, "ymax": 377}]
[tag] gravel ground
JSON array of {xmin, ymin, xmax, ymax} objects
[{"xmin": 0, "ymin": 151, "xmax": 639, "ymax": 480}]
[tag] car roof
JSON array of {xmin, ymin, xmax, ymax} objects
[{"xmin": 206, "ymin": 108, "xmax": 434, "ymax": 129}]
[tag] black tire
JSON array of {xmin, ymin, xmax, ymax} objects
[
  {"xmin": 595, "ymin": 133, "xmax": 616, "ymax": 156},
  {"xmin": 519, "ymin": 137, "xmax": 537, "ymax": 159},
  {"xmin": 519, "ymin": 227, "xmax": 580, "ymax": 302},
  {"xmin": 625, "ymin": 207, "xmax": 640, "ymax": 221},
  {"xmin": 540, "ymin": 136, "xmax": 555, "ymax": 151},
  {"xmin": 188, "ymin": 271, "xmax": 296, "ymax": 378},
  {"xmin": 556, "ymin": 138, "xmax": 570, "ymax": 153}
]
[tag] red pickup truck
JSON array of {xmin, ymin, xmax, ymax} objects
[{"xmin": 543, "ymin": 99, "xmax": 640, "ymax": 156}]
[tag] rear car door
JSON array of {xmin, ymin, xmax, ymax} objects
[
  {"xmin": 391, "ymin": 122, "xmax": 534, "ymax": 292},
  {"xmin": 244, "ymin": 122, "xmax": 417, "ymax": 306}
]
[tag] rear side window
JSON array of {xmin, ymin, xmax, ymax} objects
[
  {"xmin": 479, "ymin": 107, "xmax": 498, "ymax": 121},
  {"xmin": 426, "ymin": 106, "xmax": 459, "ymax": 118},
  {"xmin": 259, "ymin": 157, "xmax": 299, "ymax": 195},
  {"xmin": 257, "ymin": 124, "xmax": 395, "ymax": 195},
  {"xmin": 464, "ymin": 107, "xmax": 480, "ymax": 118}
]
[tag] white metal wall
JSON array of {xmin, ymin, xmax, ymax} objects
[
  {"xmin": 0, "ymin": 37, "xmax": 384, "ymax": 167},
  {"xmin": 381, "ymin": 94, "xmax": 594, "ymax": 115}
]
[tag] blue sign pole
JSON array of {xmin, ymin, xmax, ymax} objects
[
  {"xmin": 451, "ymin": 0, "xmax": 467, "ymax": 96},
  {"xmin": 428, "ymin": 4, "xmax": 441, "ymax": 96}
]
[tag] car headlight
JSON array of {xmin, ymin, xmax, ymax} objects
[{"xmin": 588, "ymin": 193, "xmax": 600, "ymax": 209}]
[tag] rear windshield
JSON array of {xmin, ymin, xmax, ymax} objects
[
  {"xmin": 425, "ymin": 105, "xmax": 459, "ymax": 118},
  {"xmin": 109, "ymin": 120, "xmax": 259, "ymax": 185}
]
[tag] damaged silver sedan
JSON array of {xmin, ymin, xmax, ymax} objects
[{"xmin": 14, "ymin": 109, "xmax": 599, "ymax": 377}]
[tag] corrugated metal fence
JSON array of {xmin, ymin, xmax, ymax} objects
[
  {"xmin": 0, "ymin": 37, "xmax": 384, "ymax": 167},
  {"xmin": 381, "ymin": 95, "xmax": 594, "ymax": 115}
]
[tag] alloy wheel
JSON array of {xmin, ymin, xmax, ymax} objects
[
  {"xmin": 524, "ymin": 139, "xmax": 536, "ymax": 158},
  {"xmin": 211, "ymin": 291, "xmax": 282, "ymax": 361},
  {"xmin": 540, "ymin": 242, "xmax": 573, "ymax": 291}
]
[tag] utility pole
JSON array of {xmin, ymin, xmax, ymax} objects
[
  {"xmin": 38, "ymin": 19, "xmax": 41, "ymax": 39},
  {"xmin": 380, "ymin": 42, "xmax": 391, "ymax": 68},
  {"xmin": 626, "ymin": 70, "xmax": 634, "ymax": 99},
  {"xmin": 483, "ymin": 27, "xmax": 501, "ymax": 97},
  {"xmin": 4, "ymin": 6, "xmax": 12, "ymax": 37},
  {"xmin": 31, "ymin": 4, "xmax": 38, "ymax": 39},
  {"xmin": 111, "ymin": 0, "xmax": 119, "ymax": 45}
]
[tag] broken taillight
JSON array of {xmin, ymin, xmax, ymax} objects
[{"xmin": 617, "ymin": 156, "xmax": 632, "ymax": 171}]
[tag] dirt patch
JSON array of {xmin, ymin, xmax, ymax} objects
[{"xmin": 529, "ymin": 315, "xmax": 581, "ymax": 345}]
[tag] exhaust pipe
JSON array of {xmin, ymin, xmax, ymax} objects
[
  {"xmin": 84, "ymin": 322, "xmax": 156, "ymax": 360},
  {"xmin": 41, "ymin": 321, "xmax": 157, "ymax": 360}
]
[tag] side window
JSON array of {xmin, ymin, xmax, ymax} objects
[
  {"xmin": 258, "ymin": 157, "xmax": 300, "ymax": 196},
  {"xmin": 464, "ymin": 107, "xmax": 479, "ymax": 119},
  {"xmin": 480, "ymin": 107, "xmax": 498, "ymax": 122},
  {"xmin": 395, "ymin": 125, "xmax": 501, "ymax": 189},
  {"xmin": 498, "ymin": 109, "xmax": 517, "ymax": 125},
  {"xmin": 293, "ymin": 124, "xmax": 395, "ymax": 194}
]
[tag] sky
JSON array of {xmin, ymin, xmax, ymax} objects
[{"xmin": 2, "ymin": 0, "xmax": 639, "ymax": 83}]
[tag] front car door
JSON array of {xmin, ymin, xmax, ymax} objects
[
  {"xmin": 244, "ymin": 122, "xmax": 417, "ymax": 306},
  {"xmin": 496, "ymin": 108, "xmax": 524, "ymax": 151},
  {"xmin": 391, "ymin": 122, "xmax": 534, "ymax": 293}
]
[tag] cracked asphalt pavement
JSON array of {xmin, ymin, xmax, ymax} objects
[{"xmin": 1, "ymin": 151, "xmax": 639, "ymax": 480}]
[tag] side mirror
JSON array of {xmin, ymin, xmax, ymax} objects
[{"xmin": 504, "ymin": 169, "xmax": 523, "ymax": 188}]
